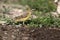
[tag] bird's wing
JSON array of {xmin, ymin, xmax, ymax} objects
[
  {"xmin": 14, "ymin": 11, "xmax": 31, "ymax": 22},
  {"xmin": 14, "ymin": 12, "xmax": 28, "ymax": 20}
]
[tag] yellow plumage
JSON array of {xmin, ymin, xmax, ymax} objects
[
  {"xmin": 15, "ymin": 12, "xmax": 31, "ymax": 22},
  {"xmin": 14, "ymin": 6, "xmax": 31, "ymax": 24}
]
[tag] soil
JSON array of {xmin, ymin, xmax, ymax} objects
[{"xmin": 0, "ymin": 25, "xmax": 60, "ymax": 40}]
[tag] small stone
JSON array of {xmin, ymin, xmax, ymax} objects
[
  {"xmin": 4, "ymin": 32, "xmax": 7, "ymax": 35},
  {"xmin": 16, "ymin": 29, "xmax": 19, "ymax": 31},
  {"xmin": 22, "ymin": 37, "xmax": 29, "ymax": 40},
  {"xmin": 11, "ymin": 35, "xmax": 16, "ymax": 39}
]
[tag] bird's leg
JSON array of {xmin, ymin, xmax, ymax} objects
[
  {"xmin": 23, "ymin": 21, "xmax": 25, "ymax": 25},
  {"xmin": 22, "ymin": 21, "xmax": 26, "ymax": 27}
]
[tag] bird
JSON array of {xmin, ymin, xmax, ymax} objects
[{"xmin": 14, "ymin": 5, "xmax": 32, "ymax": 25}]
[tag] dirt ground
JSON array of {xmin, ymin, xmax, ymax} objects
[{"xmin": 0, "ymin": 25, "xmax": 60, "ymax": 40}]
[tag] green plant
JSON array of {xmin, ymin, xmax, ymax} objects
[
  {"xmin": 26, "ymin": 11, "xmax": 60, "ymax": 27},
  {"xmin": 19, "ymin": 0, "xmax": 56, "ymax": 12}
]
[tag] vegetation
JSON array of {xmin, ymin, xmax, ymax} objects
[
  {"xmin": 28, "ymin": 11, "xmax": 60, "ymax": 27},
  {"xmin": 18, "ymin": 0, "xmax": 56, "ymax": 13},
  {"xmin": 1, "ymin": 0, "xmax": 60, "ymax": 28},
  {"xmin": 17, "ymin": 0, "xmax": 60, "ymax": 27}
]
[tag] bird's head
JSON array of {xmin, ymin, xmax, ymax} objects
[{"xmin": 25, "ymin": 5, "xmax": 32, "ymax": 14}]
